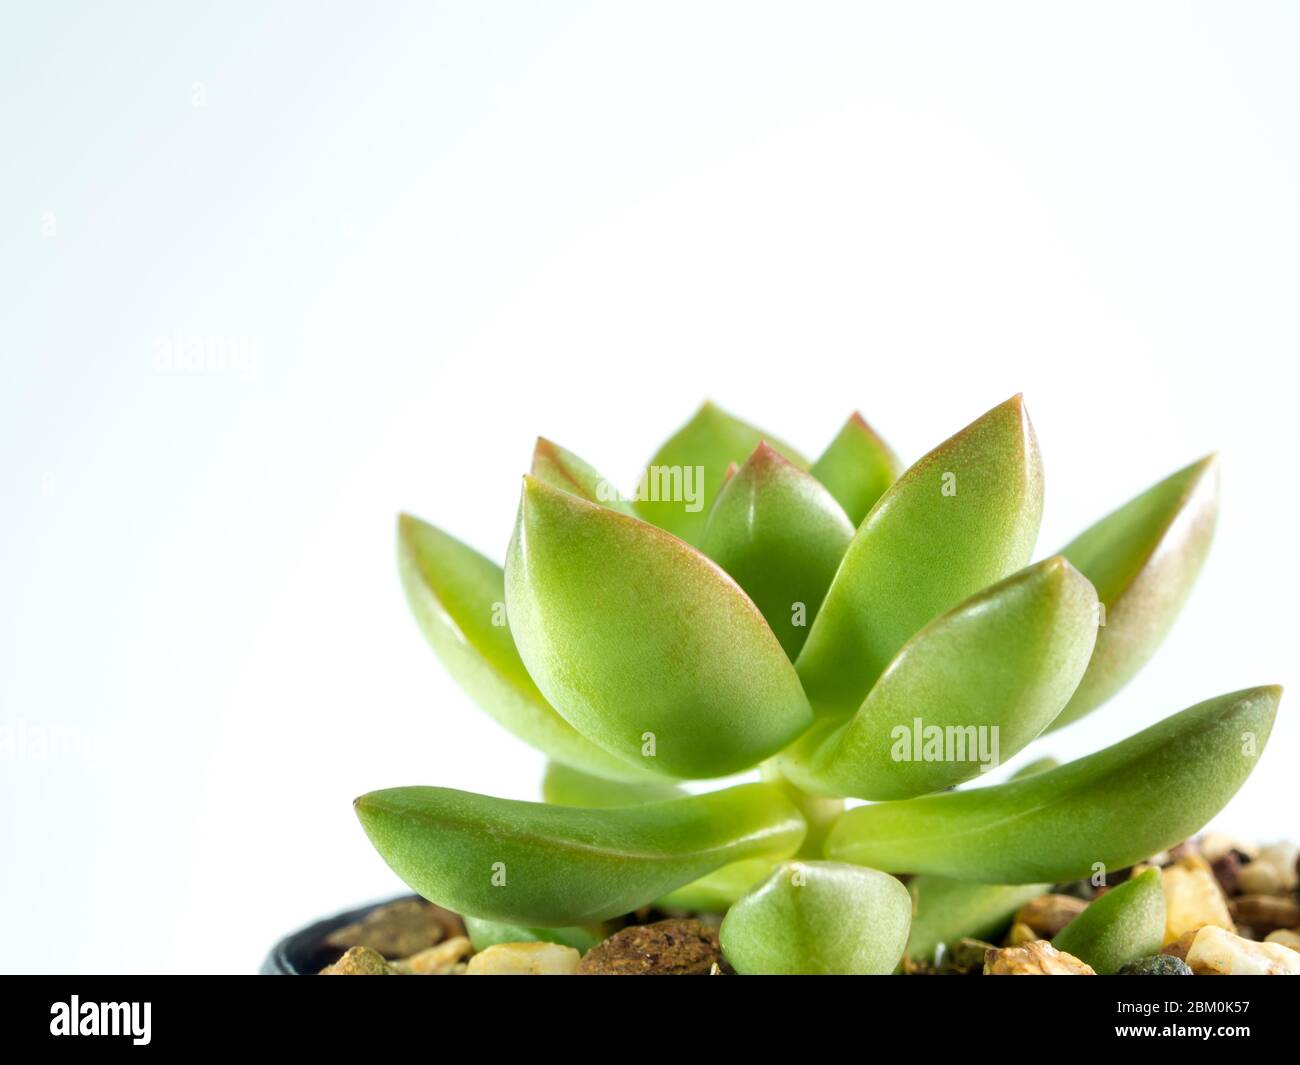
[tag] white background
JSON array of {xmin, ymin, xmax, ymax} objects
[{"xmin": 2, "ymin": 2, "xmax": 1296, "ymax": 974}]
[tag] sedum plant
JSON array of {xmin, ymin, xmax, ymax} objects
[{"xmin": 356, "ymin": 396, "xmax": 1281, "ymax": 975}]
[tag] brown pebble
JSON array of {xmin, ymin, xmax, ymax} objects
[
  {"xmin": 1210, "ymin": 851, "xmax": 1242, "ymax": 896},
  {"xmin": 984, "ymin": 940, "xmax": 1095, "ymax": 975},
  {"xmin": 390, "ymin": 936, "xmax": 473, "ymax": 975},
  {"xmin": 319, "ymin": 945, "xmax": 393, "ymax": 975},
  {"xmin": 1013, "ymin": 894, "xmax": 1087, "ymax": 938},
  {"xmin": 1236, "ymin": 861, "xmax": 1284, "ymax": 896},
  {"xmin": 324, "ymin": 898, "xmax": 463, "ymax": 959},
  {"xmin": 1231, "ymin": 894, "xmax": 1300, "ymax": 935},
  {"xmin": 578, "ymin": 918, "xmax": 721, "ymax": 976}
]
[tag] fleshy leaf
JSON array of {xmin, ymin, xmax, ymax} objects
[
  {"xmin": 796, "ymin": 396, "xmax": 1044, "ymax": 716},
  {"xmin": 698, "ymin": 443, "xmax": 855, "ymax": 658},
  {"xmin": 655, "ymin": 858, "xmax": 777, "ymax": 912},
  {"xmin": 810, "ymin": 412, "xmax": 902, "ymax": 526},
  {"xmin": 397, "ymin": 514, "xmax": 657, "ymax": 781},
  {"xmin": 463, "ymin": 916, "xmax": 601, "ymax": 954},
  {"xmin": 354, "ymin": 783, "xmax": 805, "ymax": 925},
  {"xmin": 1049, "ymin": 456, "xmax": 1218, "ymax": 731},
  {"xmin": 633, "ymin": 401, "xmax": 808, "ymax": 544},
  {"xmin": 826, "ymin": 686, "xmax": 1280, "ymax": 882},
  {"xmin": 530, "ymin": 437, "xmax": 636, "ymax": 516},
  {"xmin": 780, "ymin": 557, "xmax": 1098, "ymax": 799},
  {"xmin": 1053, "ymin": 867, "xmax": 1165, "ymax": 974},
  {"xmin": 719, "ymin": 861, "xmax": 912, "ymax": 975},
  {"xmin": 656, "ymin": 769, "xmax": 844, "ymax": 911},
  {"xmin": 1010, "ymin": 756, "xmax": 1059, "ymax": 779},
  {"xmin": 541, "ymin": 761, "xmax": 685, "ymax": 807},
  {"xmin": 905, "ymin": 878, "xmax": 1049, "ymax": 966},
  {"xmin": 505, "ymin": 476, "xmax": 813, "ymax": 778}
]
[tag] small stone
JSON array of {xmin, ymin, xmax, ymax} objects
[
  {"xmin": 1264, "ymin": 929, "xmax": 1300, "ymax": 951},
  {"xmin": 1013, "ymin": 894, "xmax": 1087, "ymax": 938},
  {"xmin": 1185, "ymin": 925, "xmax": 1300, "ymax": 975},
  {"xmin": 1236, "ymin": 861, "xmax": 1284, "ymax": 896},
  {"xmin": 319, "ymin": 945, "xmax": 394, "ymax": 975},
  {"xmin": 1115, "ymin": 954, "xmax": 1193, "ymax": 976},
  {"xmin": 464, "ymin": 942, "xmax": 580, "ymax": 975},
  {"xmin": 1161, "ymin": 929, "xmax": 1199, "ymax": 961},
  {"xmin": 1161, "ymin": 854, "xmax": 1234, "ymax": 944},
  {"xmin": 1210, "ymin": 851, "xmax": 1242, "ymax": 896},
  {"xmin": 983, "ymin": 940, "xmax": 1095, "ymax": 975},
  {"xmin": 579, "ymin": 918, "xmax": 721, "ymax": 976},
  {"xmin": 1231, "ymin": 895, "xmax": 1300, "ymax": 935},
  {"xmin": 1254, "ymin": 841, "xmax": 1299, "ymax": 892},
  {"xmin": 1198, "ymin": 833, "xmax": 1258, "ymax": 863},
  {"xmin": 1005, "ymin": 921, "xmax": 1040, "ymax": 946},
  {"xmin": 390, "ymin": 936, "xmax": 473, "ymax": 975},
  {"xmin": 323, "ymin": 898, "xmax": 463, "ymax": 959}
]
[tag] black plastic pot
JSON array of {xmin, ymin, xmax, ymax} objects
[{"xmin": 262, "ymin": 895, "xmax": 413, "ymax": 975}]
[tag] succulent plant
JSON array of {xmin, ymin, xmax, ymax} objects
[{"xmin": 356, "ymin": 396, "xmax": 1281, "ymax": 975}]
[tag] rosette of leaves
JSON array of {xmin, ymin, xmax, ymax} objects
[{"xmin": 356, "ymin": 397, "xmax": 1280, "ymax": 975}]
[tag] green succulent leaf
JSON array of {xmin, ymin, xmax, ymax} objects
[
  {"xmin": 463, "ymin": 916, "xmax": 602, "ymax": 954},
  {"xmin": 796, "ymin": 395, "xmax": 1044, "ymax": 716},
  {"xmin": 541, "ymin": 762, "xmax": 685, "ymax": 807},
  {"xmin": 1053, "ymin": 867, "xmax": 1165, "ymax": 974},
  {"xmin": 905, "ymin": 877, "xmax": 1049, "ymax": 966},
  {"xmin": 825, "ymin": 686, "xmax": 1280, "ymax": 882},
  {"xmin": 530, "ymin": 437, "xmax": 636, "ymax": 516},
  {"xmin": 1050, "ymin": 456, "xmax": 1218, "ymax": 731},
  {"xmin": 397, "ymin": 514, "xmax": 657, "ymax": 782},
  {"xmin": 1010, "ymin": 756, "xmax": 1059, "ymax": 779},
  {"xmin": 505, "ymin": 476, "xmax": 813, "ymax": 778},
  {"xmin": 633, "ymin": 401, "xmax": 808, "ymax": 544},
  {"xmin": 781, "ymin": 557, "xmax": 1098, "ymax": 800},
  {"xmin": 810, "ymin": 412, "xmax": 902, "ymax": 526},
  {"xmin": 656, "ymin": 768, "xmax": 844, "ymax": 912},
  {"xmin": 898, "ymin": 758, "xmax": 1061, "ymax": 965},
  {"xmin": 699, "ymin": 442, "xmax": 855, "ymax": 658},
  {"xmin": 719, "ymin": 861, "xmax": 912, "ymax": 975},
  {"xmin": 354, "ymin": 783, "xmax": 805, "ymax": 925},
  {"xmin": 655, "ymin": 858, "xmax": 777, "ymax": 912}
]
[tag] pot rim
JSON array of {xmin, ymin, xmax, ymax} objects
[{"xmin": 261, "ymin": 894, "xmax": 416, "ymax": 975}]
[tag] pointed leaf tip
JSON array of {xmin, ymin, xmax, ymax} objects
[
  {"xmin": 1052, "ymin": 867, "xmax": 1165, "ymax": 974},
  {"xmin": 781, "ymin": 555, "xmax": 1098, "ymax": 799},
  {"xmin": 810, "ymin": 411, "xmax": 902, "ymax": 527},
  {"xmin": 700, "ymin": 442, "xmax": 854, "ymax": 659},
  {"xmin": 1051, "ymin": 453, "xmax": 1219, "ymax": 730},
  {"xmin": 633, "ymin": 402, "xmax": 808, "ymax": 544},
  {"xmin": 826, "ymin": 686, "xmax": 1280, "ymax": 882},
  {"xmin": 507, "ymin": 476, "xmax": 812, "ymax": 777},
  {"xmin": 797, "ymin": 396, "xmax": 1044, "ymax": 716},
  {"xmin": 529, "ymin": 437, "xmax": 635, "ymax": 515}
]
